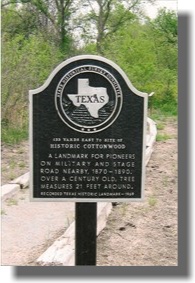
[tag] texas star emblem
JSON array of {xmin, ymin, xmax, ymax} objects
[
  {"xmin": 55, "ymin": 65, "xmax": 122, "ymax": 133},
  {"xmin": 67, "ymin": 79, "xmax": 109, "ymax": 119}
]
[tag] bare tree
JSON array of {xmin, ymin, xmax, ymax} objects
[
  {"xmin": 79, "ymin": 0, "xmax": 155, "ymax": 54},
  {"xmin": 1, "ymin": 0, "xmax": 76, "ymax": 51}
]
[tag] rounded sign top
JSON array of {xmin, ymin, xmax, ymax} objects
[
  {"xmin": 30, "ymin": 55, "xmax": 147, "ymax": 98},
  {"xmin": 30, "ymin": 55, "xmax": 148, "ymax": 134}
]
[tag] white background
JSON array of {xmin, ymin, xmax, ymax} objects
[{"xmin": 0, "ymin": 0, "xmax": 194, "ymax": 282}]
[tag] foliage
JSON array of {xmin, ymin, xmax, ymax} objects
[
  {"xmin": 1, "ymin": 0, "xmax": 77, "ymax": 52},
  {"xmin": 2, "ymin": 31, "xmax": 64, "ymax": 130},
  {"xmin": 97, "ymin": 9, "xmax": 178, "ymax": 114},
  {"xmin": 1, "ymin": 1, "xmax": 178, "ymax": 144}
]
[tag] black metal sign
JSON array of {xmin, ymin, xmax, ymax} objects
[{"xmin": 30, "ymin": 55, "xmax": 148, "ymax": 201}]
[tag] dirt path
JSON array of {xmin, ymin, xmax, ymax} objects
[
  {"xmin": 1, "ymin": 118, "xmax": 177, "ymax": 266},
  {"xmin": 97, "ymin": 118, "xmax": 178, "ymax": 266},
  {"xmin": 1, "ymin": 188, "xmax": 75, "ymax": 266},
  {"xmin": 1, "ymin": 140, "xmax": 29, "ymax": 185}
]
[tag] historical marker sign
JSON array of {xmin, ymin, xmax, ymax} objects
[{"xmin": 30, "ymin": 55, "xmax": 148, "ymax": 201}]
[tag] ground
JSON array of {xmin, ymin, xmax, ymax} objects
[
  {"xmin": 1, "ymin": 140, "xmax": 29, "ymax": 185},
  {"xmin": 1, "ymin": 118, "xmax": 177, "ymax": 266},
  {"xmin": 97, "ymin": 118, "xmax": 178, "ymax": 266}
]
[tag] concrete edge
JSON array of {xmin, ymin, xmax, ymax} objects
[
  {"xmin": 1, "ymin": 172, "xmax": 30, "ymax": 202},
  {"xmin": 9, "ymin": 172, "xmax": 30, "ymax": 189},
  {"xmin": 36, "ymin": 202, "xmax": 112, "ymax": 266},
  {"xmin": 145, "ymin": 118, "xmax": 157, "ymax": 166},
  {"xmin": 1, "ymin": 184, "xmax": 21, "ymax": 202}
]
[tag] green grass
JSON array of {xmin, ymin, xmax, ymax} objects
[
  {"xmin": 19, "ymin": 162, "xmax": 26, "ymax": 168},
  {"xmin": 10, "ymin": 160, "xmax": 17, "ymax": 169},
  {"xmin": 148, "ymin": 196, "xmax": 157, "ymax": 207},
  {"xmin": 160, "ymin": 102, "xmax": 178, "ymax": 116},
  {"xmin": 156, "ymin": 133, "xmax": 172, "ymax": 142},
  {"xmin": 156, "ymin": 122, "xmax": 165, "ymax": 130},
  {"xmin": 162, "ymin": 176, "xmax": 169, "ymax": 187},
  {"xmin": 149, "ymin": 105, "xmax": 177, "ymax": 122},
  {"xmin": 2, "ymin": 126, "xmax": 28, "ymax": 145},
  {"xmin": 9, "ymin": 172, "xmax": 18, "ymax": 181}
]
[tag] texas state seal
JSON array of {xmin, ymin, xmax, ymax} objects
[{"xmin": 55, "ymin": 65, "xmax": 123, "ymax": 133}]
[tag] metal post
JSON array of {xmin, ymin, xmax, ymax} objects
[{"xmin": 75, "ymin": 202, "xmax": 97, "ymax": 265}]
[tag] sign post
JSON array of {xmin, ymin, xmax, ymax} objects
[
  {"xmin": 29, "ymin": 55, "xmax": 148, "ymax": 265},
  {"xmin": 75, "ymin": 203, "xmax": 97, "ymax": 265}
]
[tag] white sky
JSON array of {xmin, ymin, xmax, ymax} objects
[{"xmin": 144, "ymin": 0, "xmax": 178, "ymax": 18}]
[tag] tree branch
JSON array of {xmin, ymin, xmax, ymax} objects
[{"xmin": 1, "ymin": 0, "xmax": 30, "ymax": 8}]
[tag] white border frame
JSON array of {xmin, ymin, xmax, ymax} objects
[{"xmin": 29, "ymin": 55, "xmax": 148, "ymax": 202}]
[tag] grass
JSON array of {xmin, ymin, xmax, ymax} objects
[
  {"xmin": 6, "ymin": 198, "xmax": 18, "ymax": 206},
  {"xmin": 148, "ymin": 196, "xmax": 157, "ymax": 207},
  {"xmin": 18, "ymin": 148, "xmax": 25, "ymax": 154},
  {"xmin": 119, "ymin": 203, "xmax": 129, "ymax": 216},
  {"xmin": 2, "ymin": 126, "xmax": 28, "ymax": 145},
  {"xmin": 149, "ymin": 106, "xmax": 177, "ymax": 122},
  {"xmin": 156, "ymin": 133, "xmax": 172, "ymax": 142},
  {"xmin": 19, "ymin": 162, "xmax": 26, "ymax": 168},
  {"xmin": 9, "ymin": 172, "xmax": 18, "ymax": 181},
  {"xmin": 162, "ymin": 176, "xmax": 169, "ymax": 187},
  {"xmin": 160, "ymin": 102, "xmax": 178, "ymax": 116},
  {"xmin": 10, "ymin": 160, "xmax": 17, "ymax": 170},
  {"xmin": 156, "ymin": 122, "xmax": 165, "ymax": 130}
]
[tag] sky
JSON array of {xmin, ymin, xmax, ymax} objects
[{"xmin": 144, "ymin": 0, "xmax": 178, "ymax": 18}]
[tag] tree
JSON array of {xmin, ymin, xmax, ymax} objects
[
  {"xmin": 78, "ymin": 0, "xmax": 155, "ymax": 54},
  {"xmin": 1, "ymin": 0, "xmax": 76, "ymax": 52},
  {"xmin": 152, "ymin": 8, "xmax": 177, "ymax": 45},
  {"xmin": 148, "ymin": 9, "xmax": 178, "ymax": 108},
  {"xmin": 90, "ymin": 8, "xmax": 178, "ymax": 114},
  {"xmin": 1, "ymin": 4, "xmax": 41, "ymax": 39},
  {"xmin": 2, "ymin": 0, "xmax": 156, "ymax": 53}
]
